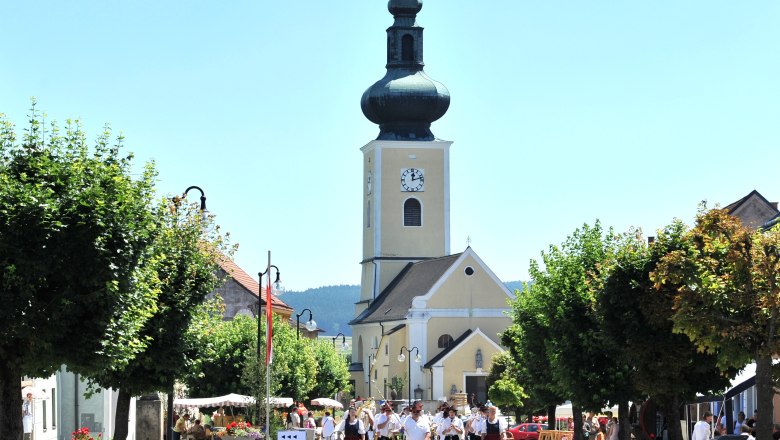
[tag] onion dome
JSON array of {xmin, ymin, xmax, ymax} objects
[{"xmin": 361, "ymin": 0, "xmax": 450, "ymax": 141}]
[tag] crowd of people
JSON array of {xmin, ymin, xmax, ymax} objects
[
  {"xmin": 305, "ymin": 400, "xmax": 510, "ymax": 440},
  {"xmin": 582, "ymin": 412, "xmax": 619, "ymax": 440}
]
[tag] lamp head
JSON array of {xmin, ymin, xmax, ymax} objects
[
  {"xmin": 305, "ymin": 319, "xmax": 317, "ymax": 332},
  {"xmin": 398, "ymin": 353, "xmax": 405, "ymax": 362}
]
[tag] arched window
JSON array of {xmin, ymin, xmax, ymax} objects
[
  {"xmin": 404, "ymin": 198, "xmax": 421, "ymax": 226},
  {"xmin": 438, "ymin": 334, "xmax": 454, "ymax": 348},
  {"xmin": 402, "ymin": 34, "xmax": 414, "ymax": 61}
]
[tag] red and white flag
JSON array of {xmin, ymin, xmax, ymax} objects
[{"xmin": 265, "ymin": 285, "xmax": 273, "ymax": 365}]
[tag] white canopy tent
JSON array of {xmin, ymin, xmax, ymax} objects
[{"xmin": 173, "ymin": 393, "xmax": 293, "ymax": 410}]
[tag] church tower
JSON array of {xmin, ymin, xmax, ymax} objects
[{"xmin": 359, "ymin": 0, "xmax": 451, "ymax": 305}]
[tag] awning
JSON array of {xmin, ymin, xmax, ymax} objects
[{"xmin": 173, "ymin": 393, "xmax": 293, "ymax": 409}]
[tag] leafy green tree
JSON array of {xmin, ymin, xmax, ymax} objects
[
  {"xmin": 310, "ymin": 339, "xmax": 351, "ymax": 400},
  {"xmin": 84, "ymin": 199, "xmax": 230, "ymax": 440},
  {"xmin": 653, "ymin": 208, "xmax": 780, "ymax": 440},
  {"xmin": 185, "ymin": 299, "xmax": 258, "ymax": 397},
  {"xmin": 243, "ymin": 314, "xmax": 318, "ymax": 405},
  {"xmin": 598, "ymin": 225, "xmax": 730, "ymax": 440},
  {"xmin": 486, "ymin": 351, "xmax": 526, "ymax": 420},
  {"xmin": 501, "ymin": 287, "xmax": 565, "ymax": 429},
  {"xmin": 0, "ymin": 105, "xmax": 157, "ymax": 439},
  {"xmin": 525, "ymin": 222, "xmax": 633, "ymax": 435}
]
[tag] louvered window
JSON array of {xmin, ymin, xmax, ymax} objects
[
  {"xmin": 404, "ymin": 198, "xmax": 421, "ymax": 226},
  {"xmin": 438, "ymin": 334, "xmax": 454, "ymax": 348}
]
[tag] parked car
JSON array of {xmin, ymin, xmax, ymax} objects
[{"xmin": 508, "ymin": 423, "xmax": 546, "ymax": 440}]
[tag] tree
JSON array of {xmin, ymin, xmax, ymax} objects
[
  {"xmin": 653, "ymin": 208, "xmax": 780, "ymax": 440},
  {"xmin": 242, "ymin": 314, "xmax": 318, "ymax": 405},
  {"xmin": 83, "ymin": 199, "xmax": 230, "ymax": 440},
  {"xmin": 501, "ymin": 286, "xmax": 565, "ymax": 430},
  {"xmin": 0, "ymin": 105, "xmax": 157, "ymax": 439},
  {"xmin": 535, "ymin": 223, "xmax": 630, "ymax": 409},
  {"xmin": 185, "ymin": 299, "xmax": 258, "ymax": 397},
  {"xmin": 598, "ymin": 225, "xmax": 731, "ymax": 440},
  {"xmin": 310, "ymin": 339, "xmax": 351, "ymax": 400},
  {"xmin": 486, "ymin": 351, "xmax": 526, "ymax": 420}
]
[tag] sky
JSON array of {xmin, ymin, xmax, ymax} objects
[{"xmin": 2, "ymin": 1, "xmax": 780, "ymax": 291}]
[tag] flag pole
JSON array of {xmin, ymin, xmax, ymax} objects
[{"xmin": 266, "ymin": 250, "xmax": 272, "ymax": 440}]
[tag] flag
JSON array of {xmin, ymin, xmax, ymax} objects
[{"xmin": 265, "ymin": 284, "xmax": 273, "ymax": 365}]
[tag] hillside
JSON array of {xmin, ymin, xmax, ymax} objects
[{"xmin": 280, "ymin": 281, "xmax": 524, "ymax": 336}]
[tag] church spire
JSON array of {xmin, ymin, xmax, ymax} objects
[{"xmin": 360, "ymin": 0, "xmax": 450, "ymax": 141}]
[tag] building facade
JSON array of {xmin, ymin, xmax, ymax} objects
[{"xmin": 349, "ymin": 1, "xmax": 513, "ymax": 405}]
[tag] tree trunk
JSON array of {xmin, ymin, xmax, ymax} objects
[
  {"xmin": 755, "ymin": 352, "xmax": 773, "ymax": 440},
  {"xmin": 113, "ymin": 389, "xmax": 132, "ymax": 440},
  {"xmin": 619, "ymin": 401, "xmax": 629, "ymax": 440},
  {"xmin": 573, "ymin": 404, "xmax": 583, "ymax": 440},
  {"xmin": 547, "ymin": 405, "xmax": 557, "ymax": 431},
  {"xmin": 663, "ymin": 397, "xmax": 683, "ymax": 440},
  {"xmin": 0, "ymin": 361, "xmax": 23, "ymax": 440}
]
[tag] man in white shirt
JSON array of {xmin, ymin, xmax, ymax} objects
[
  {"xmin": 466, "ymin": 408, "xmax": 484, "ymax": 440},
  {"xmin": 692, "ymin": 411, "xmax": 713, "ymax": 440},
  {"xmin": 376, "ymin": 404, "xmax": 401, "ymax": 440},
  {"xmin": 440, "ymin": 408, "xmax": 464, "ymax": 440},
  {"xmin": 404, "ymin": 408, "xmax": 432, "ymax": 440}
]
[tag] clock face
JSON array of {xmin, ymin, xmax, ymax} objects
[
  {"xmin": 367, "ymin": 172, "xmax": 373, "ymax": 195},
  {"xmin": 400, "ymin": 168, "xmax": 425, "ymax": 192}
]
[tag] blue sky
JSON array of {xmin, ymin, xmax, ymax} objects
[{"xmin": 2, "ymin": 1, "xmax": 779, "ymax": 291}]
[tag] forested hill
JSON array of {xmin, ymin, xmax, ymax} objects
[{"xmin": 280, "ymin": 281, "xmax": 524, "ymax": 336}]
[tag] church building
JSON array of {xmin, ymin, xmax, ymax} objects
[{"xmin": 349, "ymin": 0, "xmax": 513, "ymax": 405}]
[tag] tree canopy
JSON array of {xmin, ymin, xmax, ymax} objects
[
  {"xmin": 0, "ymin": 104, "xmax": 158, "ymax": 438},
  {"xmin": 653, "ymin": 207, "xmax": 780, "ymax": 440}
]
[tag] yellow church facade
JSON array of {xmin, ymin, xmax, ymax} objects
[{"xmin": 349, "ymin": 1, "xmax": 513, "ymax": 405}]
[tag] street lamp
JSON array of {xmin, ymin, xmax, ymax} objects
[
  {"xmin": 171, "ymin": 186, "xmax": 208, "ymax": 218},
  {"xmin": 398, "ymin": 346, "xmax": 421, "ymax": 404},
  {"xmin": 296, "ymin": 308, "xmax": 317, "ymax": 339},
  {"xmin": 167, "ymin": 185, "xmax": 208, "ymax": 440},
  {"xmin": 258, "ymin": 251, "xmax": 282, "ymax": 437},
  {"xmin": 332, "ymin": 333, "xmax": 349, "ymax": 350}
]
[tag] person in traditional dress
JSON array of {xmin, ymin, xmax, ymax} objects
[
  {"xmin": 337, "ymin": 407, "xmax": 367, "ymax": 440},
  {"xmin": 440, "ymin": 407, "xmax": 464, "ymax": 440},
  {"xmin": 480, "ymin": 406, "xmax": 507, "ymax": 440}
]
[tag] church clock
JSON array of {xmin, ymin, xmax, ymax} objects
[{"xmin": 400, "ymin": 168, "xmax": 425, "ymax": 192}]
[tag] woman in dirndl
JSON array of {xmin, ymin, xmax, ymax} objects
[
  {"xmin": 337, "ymin": 407, "xmax": 366, "ymax": 440},
  {"xmin": 480, "ymin": 407, "xmax": 507, "ymax": 440}
]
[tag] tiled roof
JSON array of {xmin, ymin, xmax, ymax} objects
[
  {"xmin": 217, "ymin": 257, "xmax": 293, "ymax": 311},
  {"xmin": 724, "ymin": 189, "xmax": 774, "ymax": 214},
  {"xmin": 350, "ymin": 253, "xmax": 462, "ymax": 325}
]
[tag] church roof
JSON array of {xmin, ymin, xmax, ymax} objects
[
  {"xmin": 349, "ymin": 253, "xmax": 463, "ymax": 325},
  {"xmin": 217, "ymin": 257, "xmax": 293, "ymax": 311}
]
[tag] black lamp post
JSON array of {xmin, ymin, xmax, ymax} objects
[
  {"xmin": 296, "ymin": 308, "xmax": 317, "ymax": 340},
  {"xmin": 167, "ymin": 185, "xmax": 207, "ymax": 440},
  {"xmin": 398, "ymin": 346, "xmax": 421, "ymax": 404},
  {"xmin": 332, "ymin": 333, "xmax": 348, "ymax": 349}
]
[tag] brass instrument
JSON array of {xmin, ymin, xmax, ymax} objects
[{"xmin": 358, "ymin": 397, "xmax": 377, "ymax": 433}]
